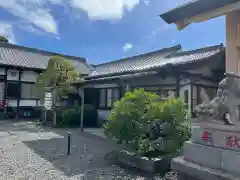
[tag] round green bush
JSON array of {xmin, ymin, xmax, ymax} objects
[
  {"xmin": 104, "ymin": 89, "xmax": 191, "ymax": 157},
  {"xmin": 61, "ymin": 104, "xmax": 98, "ymax": 127}
]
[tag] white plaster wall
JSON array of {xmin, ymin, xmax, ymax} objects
[
  {"xmin": 19, "ymin": 100, "xmax": 37, "ymax": 107},
  {"xmin": 7, "ymin": 100, "xmax": 17, "ymax": 107},
  {"xmin": 21, "ymin": 70, "xmax": 38, "ymax": 82},
  {"xmin": 7, "ymin": 69, "xmax": 19, "ymax": 80},
  {"xmin": 0, "ymin": 68, "xmax": 5, "ymax": 75}
]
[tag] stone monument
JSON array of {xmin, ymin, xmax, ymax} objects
[{"xmin": 172, "ymin": 73, "xmax": 240, "ymax": 180}]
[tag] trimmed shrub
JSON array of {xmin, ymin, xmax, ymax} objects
[
  {"xmin": 61, "ymin": 104, "xmax": 98, "ymax": 127},
  {"xmin": 83, "ymin": 104, "xmax": 98, "ymax": 126},
  {"xmin": 62, "ymin": 108, "xmax": 80, "ymax": 127},
  {"xmin": 104, "ymin": 89, "xmax": 191, "ymax": 157}
]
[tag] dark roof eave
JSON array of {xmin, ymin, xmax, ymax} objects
[
  {"xmin": 73, "ymin": 50, "xmax": 223, "ymax": 87},
  {"xmin": 160, "ymin": 0, "xmax": 240, "ymax": 24},
  {"xmin": 86, "ymin": 65, "xmax": 167, "ymax": 80},
  {"xmin": 87, "ymin": 45, "xmax": 224, "ymax": 80},
  {"xmin": 94, "ymin": 45, "xmax": 182, "ymax": 67}
]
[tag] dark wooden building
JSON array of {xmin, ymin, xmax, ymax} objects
[
  {"xmin": 0, "ymin": 42, "xmax": 90, "ymax": 119},
  {"xmin": 81, "ymin": 44, "xmax": 225, "ymax": 121}
]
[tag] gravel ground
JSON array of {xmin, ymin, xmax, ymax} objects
[{"xmin": 0, "ymin": 121, "xmax": 178, "ymax": 180}]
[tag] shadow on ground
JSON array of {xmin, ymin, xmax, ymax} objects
[
  {"xmin": 23, "ymin": 130, "xmax": 157, "ymax": 179},
  {"xmin": 0, "ymin": 120, "xmax": 49, "ymax": 133}
]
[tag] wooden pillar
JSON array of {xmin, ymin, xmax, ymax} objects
[
  {"xmin": 190, "ymin": 76, "xmax": 193, "ymax": 116},
  {"xmin": 17, "ymin": 69, "xmax": 23, "ymax": 120},
  {"xmin": 119, "ymin": 85, "xmax": 124, "ymax": 98},
  {"xmin": 118, "ymin": 80, "xmax": 127, "ymax": 98},
  {"xmin": 78, "ymin": 86, "xmax": 84, "ymax": 132},
  {"xmin": 175, "ymin": 74, "xmax": 180, "ymax": 97},
  {"xmin": 4, "ymin": 68, "xmax": 7, "ymax": 116}
]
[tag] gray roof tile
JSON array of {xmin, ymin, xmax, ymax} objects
[
  {"xmin": 0, "ymin": 43, "xmax": 91, "ymax": 75},
  {"xmin": 89, "ymin": 45, "xmax": 182, "ymax": 78},
  {"xmin": 89, "ymin": 44, "xmax": 223, "ymax": 79}
]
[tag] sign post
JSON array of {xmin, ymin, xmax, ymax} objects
[{"xmin": 44, "ymin": 92, "xmax": 53, "ymax": 122}]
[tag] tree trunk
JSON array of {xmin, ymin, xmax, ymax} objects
[
  {"xmin": 53, "ymin": 111, "xmax": 56, "ymax": 126},
  {"xmin": 52, "ymin": 88, "xmax": 57, "ymax": 126}
]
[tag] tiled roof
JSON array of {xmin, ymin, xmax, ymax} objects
[
  {"xmin": 89, "ymin": 45, "xmax": 182, "ymax": 78},
  {"xmin": 88, "ymin": 44, "xmax": 224, "ymax": 79},
  {"xmin": 0, "ymin": 43, "xmax": 91, "ymax": 75}
]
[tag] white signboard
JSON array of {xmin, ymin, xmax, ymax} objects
[{"xmin": 44, "ymin": 92, "xmax": 52, "ymax": 110}]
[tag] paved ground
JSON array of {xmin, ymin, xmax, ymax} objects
[{"xmin": 0, "ymin": 120, "xmax": 178, "ymax": 180}]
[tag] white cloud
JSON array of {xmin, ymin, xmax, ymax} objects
[
  {"xmin": 144, "ymin": 0, "xmax": 149, "ymax": 5},
  {"xmin": 122, "ymin": 43, "xmax": 133, "ymax": 52},
  {"xmin": 0, "ymin": 22, "xmax": 16, "ymax": 44},
  {"xmin": 147, "ymin": 24, "xmax": 171, "ymax": 39},
  {"xmin": 70, "ymin": 0, "xmax": 140, "ymax": 20},
  {"xmin": 19, "ymin": 23, "xmax": 45, "ymax": 36},
  {"xmin": 0, "ymin": 0, "xmax": 60, "ymax": 35}
]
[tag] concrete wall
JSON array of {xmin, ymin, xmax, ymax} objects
[{"xmin": 226, "ymin": 10, "xmax": 240, "ymax": 73}]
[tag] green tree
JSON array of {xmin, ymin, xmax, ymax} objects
[
  {"xmin": 37, "ymin": 56, "xmax": 81, "ymax": 125},
  {"xmin": 0, "ymin": 36, "xmax": 8, "ymax": 43},
  {"xmin": 104, "ymin": 89, "xmax": 191, "ymax": 157}
]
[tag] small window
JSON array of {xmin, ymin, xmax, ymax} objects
[{"xmin": 99, "ymin": 88, "xmax": 120, "ymax": 109}]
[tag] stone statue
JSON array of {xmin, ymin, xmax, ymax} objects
[{"xmin": 195, "ymin": 73, "xmax": 240, "ymax": 125}]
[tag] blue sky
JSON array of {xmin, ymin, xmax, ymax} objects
[{"xmin": 0, "ymin": 0, "xmax": 225, "ymax": 64}]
